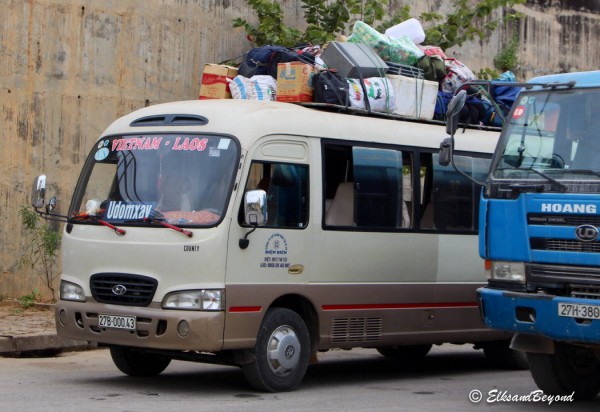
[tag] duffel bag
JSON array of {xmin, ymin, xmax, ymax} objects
[
  {"xmin": 239, "ymin": 45, "xmax": 314, "ymax": 79},
  {"xmin": 312, "ymin": 70, "xmax": 349, "ymax": 106}
]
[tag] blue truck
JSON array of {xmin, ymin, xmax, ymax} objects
[{"xmin": 469, "ymin": 71, "xmax": 600, "ymax": 400}]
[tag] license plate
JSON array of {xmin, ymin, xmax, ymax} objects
[
  {"xmin": 99, "ymin": 314, "xmax": 136, "ymax": 330},
  {"xmin": 558, "ymin": 303, "xmax": 600, "ymax": 320}
]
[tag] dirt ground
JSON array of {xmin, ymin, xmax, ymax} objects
[{"xmin": 0, "ymin": 299, "xmax": 55, "ymax": 336}]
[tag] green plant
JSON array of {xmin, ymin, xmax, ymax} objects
[
  {"xmin": 233, "ymin": 0, "xmax": 303, "ymax": 47},
  {"xmin": 234, "ymin": 0, "xmax": 386, "ymax": 47},
  {"xmin": 415, "ymin": 0, "xmax": 525, "ymax": 51},
  {"xmin": 494, "ymin": 34, "xmax": 519, "ymax": 72},
  {"xmin": 476, "ymin": 67, "xmax": 501, "ymax": 80},
  {"xmin": 19, "ymin": 289, "xmax": 41, "ymax": 309},
  {"xmin": 234, "ymin": 0, "xmax": 524, "ymax": 51},
  {"xmin": 18, "ymin": 206, "xmax": 61, "ymax": 301}
]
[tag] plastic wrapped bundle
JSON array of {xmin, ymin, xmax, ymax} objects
[{"xmin": 347, "ymin": 21, "xmax": 424, "ymax": 66}]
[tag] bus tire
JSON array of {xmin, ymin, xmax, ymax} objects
[
  {"xmin": 527, "ymin": 342, "xmax": 600, "ymax": 400},
  {"xmin": 109, "ymin": 346, "xmax": 171, "ymax": 377},
  {"xmin": 242, "ymin": 308, "xmax": 310, "ymax": 392},
  {"xmin": 376, "ymin": 344, "xmax": 432, "ymax": 360},
  {"xmin": 482, "ymin": 340, "xmax": 529, "ymax": 370}
]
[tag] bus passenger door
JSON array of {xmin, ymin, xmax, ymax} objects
[{"xmin": 223, "ymin": 138, "xmax": 313, "ymax": 348}]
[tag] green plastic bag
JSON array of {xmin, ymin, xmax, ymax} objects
[{"xmin": 347, "ymin": 21, "xmax": 424, "ymax": 66}]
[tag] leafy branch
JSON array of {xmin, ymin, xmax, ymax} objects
[
  {"xmin": 234, "ymin": 0, "xmax": 525, "ymax": 51},
  {"xmin": 18, "ymin": 206, "xmax": 61, "ymax": 301}
]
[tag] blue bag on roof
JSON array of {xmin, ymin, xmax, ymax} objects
[{"xmin": 491, "ymin": 71, "xmax": 521, "ymax": 113}]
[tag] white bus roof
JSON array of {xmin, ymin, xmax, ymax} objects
[{"xmin": 101, "ymin": 99, "xmax": 499, "ymax": 155}]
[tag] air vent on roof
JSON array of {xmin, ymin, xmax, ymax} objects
[{"xmin": 130, "ymin": 114, "xmax": 208, "ymax": 127}]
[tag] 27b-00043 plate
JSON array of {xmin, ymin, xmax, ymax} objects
[
  {"xmin": 558, "ymin": 303, "xmax": 600, "ymax": 320},
  {"xmin": 99, "ymin": 314, "xmax": 136, "ymax": 330}
]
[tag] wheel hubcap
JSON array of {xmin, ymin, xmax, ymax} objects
[{"xmin": 266, "ymin": 325, "xmax": 301, "ymax": 376}]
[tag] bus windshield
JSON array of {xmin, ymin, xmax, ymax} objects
[
  {"xmin": 70, "ymin": 134, "xmax": 239, "ymax": 227},
  {"xmin": 491, "ymin": 87, "xmax": 600, "ymax": 181}
]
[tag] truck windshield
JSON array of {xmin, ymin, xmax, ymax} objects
[
  {"xmin": 70, "ymin": 134, "xmax": 239, "ymax": 227},
  {"xmin": 491, "ymin": 87, "xmax": 600, "ymax": 181}
]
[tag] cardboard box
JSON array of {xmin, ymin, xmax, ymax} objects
[
  {"xmin": 199, "ymin": 64, "xmax": 238, "ymax": 99},
  {"xmin": 386, "ymin": 74, "xmax": 438, "ymax": 120},
  {"xmin": 276, "ymin": 62, "xmax": 316, "ymax": 103},
  {"xmin": 320, "ymin": 41, "xmax": 389, "ymax": 79}
]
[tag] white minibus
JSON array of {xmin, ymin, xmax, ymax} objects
[{"xmin": 34, "ymin": 99, "xmax": 516, "ymax": 392}]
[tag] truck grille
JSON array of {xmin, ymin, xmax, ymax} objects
[
  {"xmin": 528, "ymin": 264, "xmax": 600, "ymax": 293},
  {"xmin": 90, "ymin": 273, "xmax": 158, "ymax": 306},
  {"xmin": 531, "ymin": 238, "xmax": 600, "ymax": 253},
  {"xmin": 570, "ymin": 285, "xmax": 600, "ymax": 300}
]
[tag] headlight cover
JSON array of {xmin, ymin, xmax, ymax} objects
[
  {"xmin": 487, "ymin": 261, "xmax": 526, "ymax": 283},
  {"xmin": 162, "ymin": 289, "xmax": 224, "ymax": 311},
  {"xmin": 60, "ymin": 281, "xmax": 86, "ymax": 302}
]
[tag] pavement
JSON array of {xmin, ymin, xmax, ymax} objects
[{"xmin": 0, "ymin": 299, "xmax": 95, "ymax": 357}]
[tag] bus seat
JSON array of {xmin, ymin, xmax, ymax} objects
[{"xmin": 325, "ymin": 182, "xmax": 354, "ymax": 226}]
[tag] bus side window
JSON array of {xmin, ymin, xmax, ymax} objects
[
  {"xmin": 323, "ymin": 142, "xmax": 412, "ymax": 230},
  {"xmin": 239, "ymin": 161, "xmax": 309, "ymax": 229}
]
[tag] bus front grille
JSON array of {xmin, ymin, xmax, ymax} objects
[{"xmin": 90, "ymin": 273, "xmax": 158, "ymax": 306}]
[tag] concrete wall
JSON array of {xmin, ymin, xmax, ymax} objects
[{"xmin": 1, "ymin": 0, "xmax": 600, "ymax": 299}]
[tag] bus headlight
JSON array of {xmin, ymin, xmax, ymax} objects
[
  {"xmin": 162, "ymin": 290, "xmax": 224, "ymax": 311},
  {"xmin": 487, "ymin": 261, "xmax": 526, "ymax": 283},
  {"xmin": 60, "ymin": 281, "xmax": 86, "ymax": 302}
]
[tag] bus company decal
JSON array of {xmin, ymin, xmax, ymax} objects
[
  {"xmin": 112, "ymin": 136, "xmax": 163, "ymax": 151},
  {"xmin": 105, "ymin": 201, "xmax": 153, "ymax": 220},
  {"xmin": 109, "ymin": 136, "xmax": 208, "ymax": 152},
  {"xmin": 171, "ymin": 137, "xmax": 208, "ymax": 151},
  {"xmin": 261, "ymin": 233, "xmax": 289, "ymax": 269},
  {"xmin": 94, "ymin": 139, "xmax": 110, "ymax": 161}
]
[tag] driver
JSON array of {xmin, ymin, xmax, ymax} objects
[{"xmin": 156, "ymin": 175, "xmax": 192, "ymax": 212}]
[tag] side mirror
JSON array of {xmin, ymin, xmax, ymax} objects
[
  {"xmin": 445, "ymin": 89, "xmax": 467, "ymax": 136},
  {"xmin": 244, "ymin": 189, "xmax": 267, "ymax": 227},
  {"xmin": 240, "ymin": 190, "xmax": 267, "ymax": 250},
  {"xmin": 439, "ymin": 137, "xmax": 453, "ymax": 167},
  {"xmin": 244, "ymin": 190, "xmax": 267, "ymax": 226},
  {"xmin": 31, "ymin": 175, "xmax": 47, "ymax": 209}
]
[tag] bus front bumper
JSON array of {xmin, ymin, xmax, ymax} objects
[{"xmin": 55, "ymin": 300, "xmax": 224, "ymax": 352}]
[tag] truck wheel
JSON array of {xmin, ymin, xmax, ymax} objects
[
  {"xmin": 482, "ymin": 340, "xmax": 528, "ymax": 370},
  {"xmin": 242, "ymin": 308, "xmax": 310, "ymax": 392},
  {"xmin": 376, "ymin": 344, "xmax": 432, "ymax": 361},
  {"xmin": 110, "ymin": 346, "xmax": 171, "ymax": 377},
  {"xmin": 527, "ymin": 342, "xmax": 600, "ymax": 400}
]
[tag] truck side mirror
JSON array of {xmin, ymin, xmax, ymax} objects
[
  {"xmin": 439, "ymin": 137, "xmax": 453, "ymax": 167},
  {"xmin": 445, "ymin": 89, "xmax": 467, "ymax": 137},
  {"xmin": 31, "ymin": 175, "xmax": 47, "ymax": 209}
]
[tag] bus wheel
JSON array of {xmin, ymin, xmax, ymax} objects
[
  {"xmin": 242, "ymin": 308, "xmax": 310, "ymax": 392},
  {"xmin": 109, "ymin": 346, "xmax": 171, "ymax": 377},
  {"xmin": 482, "ymin": 340, "xmax": 528, "ymax": 370},
  {"xmin": 376, "ymin": 344, "xmax": 432, "ymax": 360},
  {"xmin": 527, "ymin": 342, "xmax": 600, "ymax": 400}
]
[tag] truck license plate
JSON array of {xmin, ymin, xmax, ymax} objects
[
  {"xmin": 99, "ymin": 314, "xmax": 136, "ymax": 330},
  {"xmin": 558, "ymin": 303, "xmax": 600, "ymax": 320}
]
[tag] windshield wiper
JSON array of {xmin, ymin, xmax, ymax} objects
[
  {"xmin": 72, "ymin": 213, "xmax": 126, "ymax": 236},
  {"xmin": 126, "ymin": 212, "xmax": 193, "ymax": 238},
  {"xmin": 149, "ymin": 218, "xmax": 193, "ymax": 238},
  {"xmin": 510, "ymin": 168, "xmax": 568, "ymax": 193}
]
